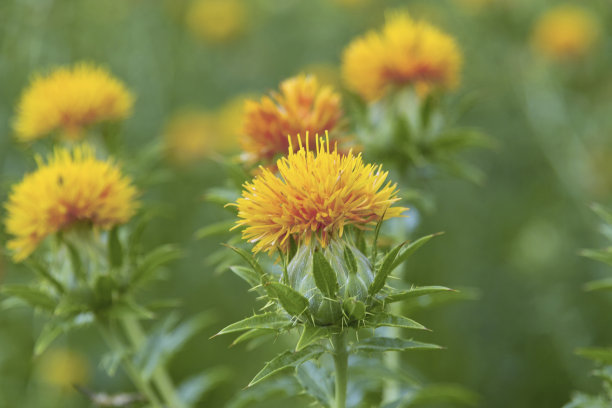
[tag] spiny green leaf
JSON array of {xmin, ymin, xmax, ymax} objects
[
  {"xmin": 137, "ymin": 312, "xmax": 214, "ymax": 380},
  {"xmin": 343, "ymin": 246, "xmax": 357, "ymax": 275},
  {"xmin": 224, "ymin": 244, "xmax": 265, "ymax": 277},
  {"xmin": 584, "ymin": 278, "xmax": 612, "ymax": 292},
  {"xmin": 215, "ymin": 313, "xmax": 291, "ymax": 336},
  {"xmin": 108, "ymin": 226, "xmax": 123, "ymax": 268},
  {"xmin": 391, "ymin": 233, "xmax": 441, "ymax": 271},
  {"xmin": 352, "ymin": 337, "xmax": 441, "ymax": 353},
  {"xmin": 1, "ymin": 284, "xmax": 56, "ymax": 311},
  {"xmin": 576, "ymin": 347, "xmax": 612, "ymax": 365},
  {"xmin": 369, "ymin": 241, "xmax": 406, "ymax": 296},
  {"xmin": 370, "ymin": 209, "xmax": 386, "ymax": 264},
  {"xmin": 312, "ymin": 251, "xmax": 338, "ymax": 298},
  {"xmin": 177, "ymin": 368, "xmax": 230, "ymax": 406},
  {"xmin": 195, "ymin": 220, "xmax": 235, "ymax": 239},
  {"xmin": 591, "ymin": 203, "xmax": 612, "ymax": 226},
  {"xmin": 34, "ymin": 324, "xmax": 63, "ymax": 356},
  {"xmin": 230, "ymin": 329, "xmax": 276, "ymax": 348},
  {"xmin": 580, "ymin": 249, "xmax": 612, "ymax": 267},
  {"xmin": 365, "ymin": 313, "xmax": 427, "ymax": 331},
  {"xmin": 296, "ymin": 362, "xmax": 334, "ymax": 406},
  {"xmin": 266, "ymin": 282, "xmax": 309, "ymax": 317},
  {"xmin": 386, "ymin": 286, "xmax": 456, "ymax": 303},
  {"xmin": 133, "ymin": 245, "xmax": 182, "ymax": 286},
  {"xmin": 64, "ymin": 240, "xmax": 85, "ymax": 281},
  {"xmin": 296, "ymin": 326, "xmax": 327, "ymax": 351},
  {"xmin": 24, "ymin": 259, "xmax": 64, "ymax": 294},
  {"xmin": 229, "ymin": 266, "xmax": 260, "ymax": 288},
  {"xmin": 248, "ymin": 345, "xmax": 326, "ymax": 387}
]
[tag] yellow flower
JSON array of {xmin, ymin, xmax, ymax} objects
[
  {"xmin": 14, "ymin": 63, "xmax": 134, "ymax": 142},
  {"xmin": 5, "ymin": 145, "xmax": 138, "ymax": 262},
  {"xmin": 38, "ymin": 348, "xmax": 90, "ymax": 390},
  {"xmin": 216, "ymin": 95, "xmax": 248, "ymax": 152},
  {"xmin": 242, "ymin": 74, "xmax": 343, "ymax": 164},
  {"xmin": 532, "ymin": 5, "xmax": 599, "ymax": 60},
  {"xmin": 186, "ymin": 0, "xmax": 247, "ymax": 43},
  {"xmin": 233, "ymin": 133, "xmax": 406, "ymax": 254},
  {"xmin": 163, "ymin": 110, "xmax": 217, "ymax": 165},
  {"xmin": 342, "ymin": 12, "xmax": 462, "ymax": 102}
]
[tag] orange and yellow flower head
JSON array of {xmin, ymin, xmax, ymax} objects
[
  {"xmin": 233, "ymin": 133, "xmax": 406, "ymax": 254},
  {"xmin": 14, "ymin": 63, "xmax": 134, "ymax": 142},
  {"xmin": 532, "ymin": 5, "xmax": 599, "ymax": 60},
  {"xmin": 5, "ymin": 145, "xmax": 138, "ymax": 262},
  {"xmin": 342, "ymin": 12, "xmax": 462, "ymax": 102},
  {"xmin": 241, "ymin": 75, "xmax": 342, "ymax": 164}
]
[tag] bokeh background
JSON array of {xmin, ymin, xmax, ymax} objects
[{"xmin": 1, "ymin": 0, "xmax": 612, "ymax": 407}]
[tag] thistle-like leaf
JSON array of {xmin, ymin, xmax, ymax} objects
[
  {"xmin": 352, "ymin": 337, "xmax": 441, "ymax": 353},
  {"xmin": 1, "ymin": 284, "xmax": 56, "ymax": 311},
  {"xmin": 229, "ymin": 266, "xmax": 260, "ymax": 288},
  {"xmin": 230, "ymin": 329, "xmax": 276, "ymax": 348},
  {"xmin": 132, "ymin": 244, "xmax": 182, "ymax": 286},
  {"xmin": 385, "ymin": 286, "xmax": 456, "ymax": 304},
  {"xmin": 224, "ymin": 244, "xmax": 266, "ymax": 277},
  {"xmin": 365, "ymin": 313, "xmax": 427, "ymax": 331},
  {"xmin": 390, "ymin": 233, "xmax": 441, "ymax": 271},
  {"xmin": 214, "ymin": 313, "xmax": 292, "ymax": 337},
  {"xmin": 266, "ymin": 282, "xmax": 309, "ymax": 317},
  {"xmin": 296, "ymin": 326, "xmax": 328, "ymax": 351},
  {"xmin": 584, "ymin": 278, "xmax": 612, "ymax": 292},
  {"xmin": 248, "ymin": 345, "xmax": 327, "ymax": 387},
  {"xmin": 369, "ymin": 242, "xmax": 406, "ymax": 296},
  {"xmin": 343, "ymin": 246, "xmax": 358, "ymax": 275},
  {"xmin": 576, "ymin": 347, "xmax": 612, "ymax": 365},
  {"xmin": 312, "ymin": 251, "xmax": 339, "ymax": 298}
]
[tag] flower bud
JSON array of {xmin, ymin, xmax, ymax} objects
[{"xmin": 287, "ymin": 240, "xmax": 374, "ymax": 326}]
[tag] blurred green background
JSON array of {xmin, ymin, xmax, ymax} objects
[{"xmin": 1, "ymin": 0, "xmax": 612, "ymax": 407}]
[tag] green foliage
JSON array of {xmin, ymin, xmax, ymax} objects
[{"xmin": 248, "ymin": 345, "xmax": 327, "ymax": 387}]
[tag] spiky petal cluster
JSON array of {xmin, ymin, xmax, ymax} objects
[
  {"xmin": 233, "ymin": 134, "xmax": 406, "ymax": 254},
  {"xmin": 5, "ymin": 145, "xmax": 138, "ymax": 261},
  {"xmin": 14, "ymin": 63, "xmax": 134, "ymax": 142},
  {"xmin": 532, "ymin": 5, "xmax": 599, "ymax": 60},
  {"xmin": 342, "ymin": 13, "xmax": 462, "ymax": 101},
  {"xmin": 241, "ymin": 75, "xmax": 342, "ymax": 164}
]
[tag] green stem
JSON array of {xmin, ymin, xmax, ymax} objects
[
  {"xmin": 332, "ymin": 331, "xmax": 348, "ymax": 408},
  {"xmin": 121, "ymin": 316, "xmax": 187, "ymax": 408},
  {"xmin": 98, "ymin": 325, "xmax": 163, "ymax": 408}
]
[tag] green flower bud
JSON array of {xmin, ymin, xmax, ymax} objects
[{"xmin": 287, "ymin": 239, "xmax": 374, "ymax": 326}]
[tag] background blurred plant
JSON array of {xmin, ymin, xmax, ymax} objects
[
  {"xmin": 564, "ymin": 205, "xmax": 612, "ymax": 408},
  {"xmin": 1, "ymin": 0, "xmax": 612, "ymax": 407}
]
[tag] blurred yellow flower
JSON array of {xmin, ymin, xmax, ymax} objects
[
  {"xmin": 164, "ymin": 110, "xmax": 217, "ymax": 165},
  {"xmin": 242, "ymin": 74, "xmax": 342, "ymax": 164},
  {"xmin": 38, "ymin": 348, "xmax": 90, "ymax": 390},
  {"xmin": 14, "ymin": 63, "xmax": 133, "ymax": 142},
  {"xmin": 216, "ymin": 96, "xmax": 247, "ymax": 152},
  {"xmin": 186, "ymin": 0, "xmax": 247, "ymax": 43},
  {"xmin": 532, "ymin": 5, "xmax": 599, "ymax": 60},
  {"xmin": 233, "ymin": 134, "xmax": 405, "ymax": 254},
  {"xmin": 342, "ymin": 12, "xmax": 462, "ymax": 102},
  {"xmin": 5, "ymin": 145, "xmax": 138, "ymax": 262}
]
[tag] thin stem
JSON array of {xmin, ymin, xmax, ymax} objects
[
  {"xmin": 98, "ymin": 325, "xmax": 163, "ymax": 408},
  {"xmin": 332, "ymin": 331, "xmax": 348, "ymax": 408},
  {"xmin": 121, "ymin": 316, "xmax": 187, "ymax": 408}
]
